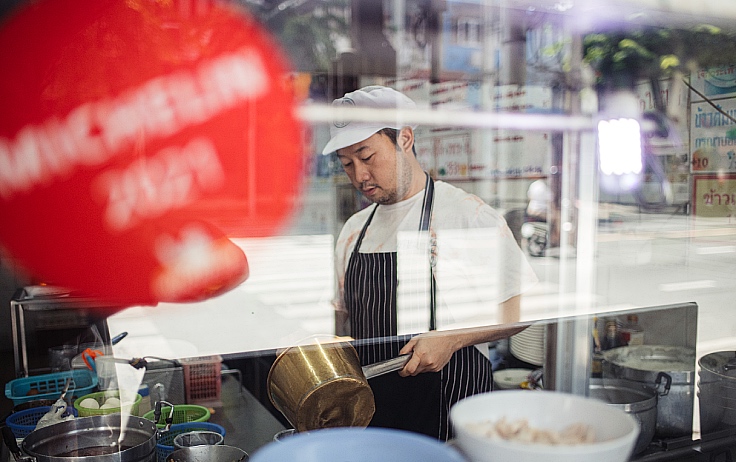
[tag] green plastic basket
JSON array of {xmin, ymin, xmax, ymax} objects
[
  {"xmin": 74, "ymin": 390, "xmax": 142, "ymax": 417},
  {"xmin": 143, "ymin": 405, "xmax": 210, "ymax": 428}
]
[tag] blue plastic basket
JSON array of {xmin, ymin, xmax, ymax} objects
[
  {"xmin": 5, "ymin": 405, "xmax": 78, "ymax": 439},
  {"xmin": 156, "ymin": 422, "xmax": 226, "ymax": 462},
  {"xmin": 5, "ymin": 370, "xmax": 98, "ymax": 406}
]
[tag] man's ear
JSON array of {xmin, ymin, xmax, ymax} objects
[{"xmin": 398, "ymin": 127, "xmax": 415, "ymax": 154}]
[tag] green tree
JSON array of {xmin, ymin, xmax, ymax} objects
[
  {"xmin": 583, "ymin": 25, "xmax": 736, "ymax": 91},
  {"xmin": 244, "ymin": 0, "xmax": 349, "ymax": 73}
]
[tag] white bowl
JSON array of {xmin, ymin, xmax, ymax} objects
[
  {"xmin": 450, "ymin": 390, "xmax": 639, "ymax": 462},
  {"xmin": 493, "ymin": 368, "xmax": 532, "ymax": 390}
]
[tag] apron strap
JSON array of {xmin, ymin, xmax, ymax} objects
[
  {"xmin": 351, "ymin": 172, "xmax": 437, "ymax": 331},
  {"xmin": 419, "ymin": 173, "xmax": 437, "ymax": 331}
]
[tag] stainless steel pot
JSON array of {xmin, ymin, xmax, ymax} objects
[
  {"xmin": 589, "ymin": 378, "xmax": 657, "ymax": 454},
  {"xmin": 166, "ymin": 445, "xmax": 248, "ymax": 461},
  {"xmin": 3, "ymin": 414, "xmax": 157, "ymax": 462},
  {"xmin": 602, "ymin": 345, "xmax": 695, "ymax": 437},
  {"xmin": 697, "ymin": 350, "xmax": 736, "ymax": 434}
]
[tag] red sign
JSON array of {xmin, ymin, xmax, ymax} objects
[{"xmin": 0, "ymin": 0, "xmax": 305, "ymax": 306}]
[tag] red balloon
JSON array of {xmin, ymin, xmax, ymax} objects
[{"xmin": 0, "ymin": 0, "xmax": 305, "ymax": 305}]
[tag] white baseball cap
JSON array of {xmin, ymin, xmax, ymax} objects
[{"xmin": 321, "ymin": 86, "xmax": 417, "ymax": 155}]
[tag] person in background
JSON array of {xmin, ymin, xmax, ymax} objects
[
  {"xmin": 525, "ymin": 178, "xmax": 551, "ymax": 222},
  {"xmin": 323, "ymin": 86, "xmax": 538, "ymax": 440}
]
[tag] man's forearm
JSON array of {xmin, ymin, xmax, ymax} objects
[{"xmin": 423, "ymin": 295, "xmax": 529, "ymax": 351}]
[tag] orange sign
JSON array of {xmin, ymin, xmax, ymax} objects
[{"xmin": 0, "ymin": 0, "xmax": 304, "ymax": 306}]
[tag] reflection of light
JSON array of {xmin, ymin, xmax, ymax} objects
[
  {"xmin": 658, "ymin": 280, "xmax": 716, "ymax": 292},
  {"xmin": 598, "ymin": 118, "xmax": 642, "ymax": 175},
  {"xmin": 696, "ymin": 246, "xmax": 736, "ymax": 255}
]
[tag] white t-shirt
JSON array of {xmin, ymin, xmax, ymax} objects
[{"xmin": 335, "ymin": 181, "xmax": 538, "ymax": 333}]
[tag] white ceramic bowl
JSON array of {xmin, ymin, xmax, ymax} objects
[
  {"xmin": 450, "ymin": 390, "xmax": 639, "ymax": 462},
  {"xmin": 493, "ymin": 368, "xmax": 532, "ymax": 390}
]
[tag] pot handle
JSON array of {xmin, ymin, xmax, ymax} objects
[
  {"xmin": 2, "ymin": 426, "xmax": 32, "ymax": 462},
  {"xmin": 362, "ymin": 354, "xmax": 412, "ymax": 379},
  {"xmin": 655, "ymin": 372, "xmax": 672, "ymax": 397}
]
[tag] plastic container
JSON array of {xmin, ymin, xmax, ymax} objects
[
  {"xmin": 155, "ymin": 422, "xmax": 225, "ymax": 462},
  {"xmin": 143, "ymin": 405, "xmax": 211, "ymax": 428},
  {"xmin": 620, "ymin": 315, "xmax": 644, "ymax": 346},
  {"xmin": 5, "ymin": 370, "xmax": 98, "ymax": 406},
  {"xmin": 138, "ymin": 384, "xmax": 152, "ymax": 417},
  {"xmin": 5, "ymin": 405, "xmax": 78, "ymax": 439},
  {"xmin": 74, "ymin": 390, "xmax": 142, "ymax": 417},
  {"xmin": 180, "ymin": 356, "xmax": 222, "ymax": 407},
  {"xmin": 95, "ymin": 356, "xmax": 119, "ymax": 389}
]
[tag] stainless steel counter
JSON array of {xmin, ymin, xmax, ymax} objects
[{"xmin": 208, "ymin": 373, "xmax": 287, "ymax": 456}]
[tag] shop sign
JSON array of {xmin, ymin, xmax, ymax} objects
[
  {"xmin": 436, "ymin": 132, "xmax": 471, "ymax": 178},
  {"xmin": 692, "ymin": 174, "xmax": 736, "ymax": 217},
  {"xmin": 0, "ymin": 0, "xmax": 304, "ymax": 306},
  {"xmin": 690, "ymin": 65, "xmax": 736, "ymax": 102},
  {"xmin": 690, "ymin": 99, "xmax": 736, "ymax": 173}
]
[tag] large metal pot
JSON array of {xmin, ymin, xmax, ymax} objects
[
  {"xmin": 3, "ymin": 414, "xmax": 157, "ymax": 462},
  {"xmin": 697, "ymin": 351, "xmax": 736, "ymax": 434},
  {"xmin": 267, "ymin": 339, "xmax": 409, "ymax": 432},
  {"xmin": 589, "ymin": 378, "xmax": 657, "ymax": 454},
  {"xmin": 602, "ymin": 345, "xmax": 695, "ymax": 437}
]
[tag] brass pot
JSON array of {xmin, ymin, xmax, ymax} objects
[{"xmin": 267, "ymin": 339, "xmax": 409, "ymax": 432}]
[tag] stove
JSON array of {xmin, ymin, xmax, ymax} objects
[{"xmin": 633, "ymin": 428, "xmax": 736, "ymax": 462}]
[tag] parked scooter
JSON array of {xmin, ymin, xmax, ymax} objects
[{"xmin": 520, "ymin": 219, "xmax": 548, "ymax": 257}]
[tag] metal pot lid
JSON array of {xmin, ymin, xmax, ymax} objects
[
  {"xmin": 603, "ymin": 345, "xmax": 695, "ymax": 372},
  {"xmin": 698, "ymin": 351, "xmax": 736, "ymax": 378}
]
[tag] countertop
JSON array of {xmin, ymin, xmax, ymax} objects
[{"xmin": 208, "ymin": 373, "xmax": 287, "ymax": 457}]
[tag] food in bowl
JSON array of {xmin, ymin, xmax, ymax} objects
[
  {"xmin": 466, "ymin": 417, "xmax": 595, "ymax": 445},
  {"xmin": 450, "ymin": 390, "xmax": 639, "ymax": 462}
]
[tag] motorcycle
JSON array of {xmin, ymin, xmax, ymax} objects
[{"xmin": 520, "ymin": 219, "xmax": 548, "ymax": 257}]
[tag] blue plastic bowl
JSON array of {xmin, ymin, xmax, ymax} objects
[{"xmin": 250, "ymin": 427, "xmax": 466, "ymax": 462}]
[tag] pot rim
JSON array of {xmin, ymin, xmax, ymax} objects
[
  {"xmin": 21, "ymin": 415, "xmax": 157, "ymax": 462},
  {"xmin": 589, "ymin": 378, "xmax": 658, "ymax": 413}
]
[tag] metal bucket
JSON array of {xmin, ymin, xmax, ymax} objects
[
  {"xmin": 6, "ymin": 414, "xmax": 157, "ymax": 462},
  {"xmin": 173, "ymin": 431, "xmax": 224, "ymax": 449},
  {"xmin": 267, "ymin": 340, "xmax": 375, "ymax": 432},
  {"xmin": 589, "ymin": 378, "xmax": 658, "ymax": 454},
  {"xmin": 602, "ymin": 345, "xmax": 695, "ymax": 437},
  {"xmin": 166, "ymin": 445, "xmax": 248, "ymax": 461}
]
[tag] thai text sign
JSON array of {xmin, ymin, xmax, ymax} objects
[{"xmin": 692, "ymin": 174, "xmax": 736, "ymax": 217}]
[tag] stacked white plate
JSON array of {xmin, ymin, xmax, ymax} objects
[{"xmin": 509, "ymin": 324, "xmax": 545, "ymax": 366}]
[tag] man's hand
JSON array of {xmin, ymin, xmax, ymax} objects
[{"xmin": 398, "ymin": 332, "xmax": 461, "ymax": 376}]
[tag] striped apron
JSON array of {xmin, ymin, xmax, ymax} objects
[{"xmin": 344, "ymin": 173, "xmax": 493, "ymax": 441}]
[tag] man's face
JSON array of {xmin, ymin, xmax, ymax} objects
[{"xmin": 336, "ymin": 131, "xmax": 411, "ymax": 205}]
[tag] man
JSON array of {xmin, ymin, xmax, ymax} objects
[{"xmin": 324, "ymin": 85, "xmax": 538, "ymax": 440}]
